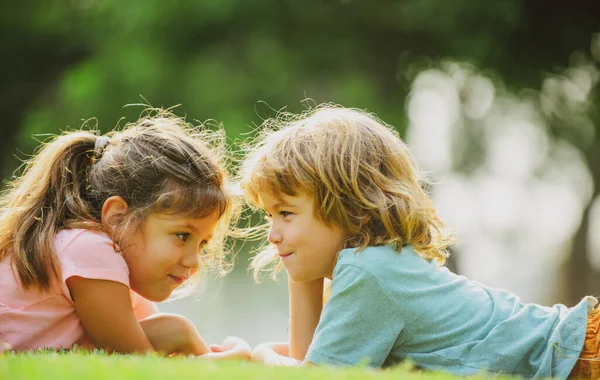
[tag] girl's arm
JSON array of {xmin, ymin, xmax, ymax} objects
[
  {"xmin": 288, "ymin": 277, "xmax": 323, "ymax": 360},
  {"xmin": 68, "ymin": 276, "xmax": 251, "ymax": 358},
  {"xmin": 138, "ymin": 313, "xmax": 210, "ymax": 355},
  {"xmin": 66, "ymin": 276, "xmax": 154, "ymax": 353},
  {"xmin": 138, "ymin": 316, "xmax": 250, "ymax": 360},
  {"xmin": 67, "ymin": 276, "xmax": 157, "ymax": 353}
]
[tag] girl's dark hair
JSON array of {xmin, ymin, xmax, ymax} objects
[{"xmin": 0, "ymin": 110, "xmax": 235, "ymax": 290}]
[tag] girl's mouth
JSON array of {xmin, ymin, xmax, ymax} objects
[{"xmin": 168, "ymin": 275, "xmax": 188, "ymax": 285}]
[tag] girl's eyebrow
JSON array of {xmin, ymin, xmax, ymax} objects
[
  {"xmin": 172, "ymin": 223, "xmax": 214, "ymax": 239},
  {"xmin": 173, "ymin": 223, "xmax": 199, "ymax": 232}
]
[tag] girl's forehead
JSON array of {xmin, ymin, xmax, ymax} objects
[{"xmin": 148, "ymin": 210, "xmax": 221, "ymax": 222}]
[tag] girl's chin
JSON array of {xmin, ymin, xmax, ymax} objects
[{"xmin": 136, "ymin": 288, "xmax": 172, "ymax": 303}]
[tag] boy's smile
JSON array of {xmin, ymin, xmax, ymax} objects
[{"xmin": 259, "ymin": 191, "xmax": 346, "ymax": 282}]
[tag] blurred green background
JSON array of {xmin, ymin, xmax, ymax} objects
[{"xmin": 2, "ymin": 0, "xmax": 600, "ymax": 345}]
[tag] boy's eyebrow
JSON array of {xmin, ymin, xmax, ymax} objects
[{"xmin": 272, "ymin": 201, "xmax": 296, "ymax": 209}]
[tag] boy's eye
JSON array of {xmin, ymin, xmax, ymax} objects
[
  {"xmin": 175, "ymin": 233, "xmax": 190, "ymax": 242},
  {"xmin": 264, "ymin": 211, "xmax": 292, "ymax": 219}
]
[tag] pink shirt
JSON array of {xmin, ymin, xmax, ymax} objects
[{"xmin": 0, "ymin": 229, "xmax": 158, "ymax": 351}]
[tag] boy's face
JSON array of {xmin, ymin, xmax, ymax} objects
[{"xmin": 259, "ymin": 191, "xmax": 346, "ymax": 282}]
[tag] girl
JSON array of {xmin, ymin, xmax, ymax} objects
[
  {"xmin": 241, "ymin": 105, "xmax": 599, "ymax": 379},
  {"xmin": 0, "ymin": 110, "xmax": 250, "ymax": 359}
]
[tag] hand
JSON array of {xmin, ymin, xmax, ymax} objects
[
  {"xmin": 0, "ymin": 342, "xmax": 10, "ymax": 353},
  {"xmin": 252, "ymin": 342, "xmax": 301, "ymax": 366},
  {"xmin": 139, "ymin": 313, "xmax": 210, "ymax": 356},
  {"xmin": 200, "ymin": 336, "xmax": 251, "ymax": 361}
]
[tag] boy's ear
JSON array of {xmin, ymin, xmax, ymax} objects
[
  {"xmin": 359, "ymin": 214, "xmax": 371, "ymax": 227},
  {"xmin": 101, "ymin": 196, "xmax": 129, "ymax": 229}
]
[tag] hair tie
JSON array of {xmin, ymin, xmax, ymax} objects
[{"xmin": 93, "ymin": 136, "xmax": 111, "ymax": 160}]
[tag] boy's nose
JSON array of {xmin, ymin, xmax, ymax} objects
[{"xmin": 268, "ymin": 227, "xmax": 282, "ymax": 245}]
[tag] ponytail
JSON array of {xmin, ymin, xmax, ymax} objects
[{"xmin": 0, "ymin": 132, "xmax": 101, "ymax": 290}]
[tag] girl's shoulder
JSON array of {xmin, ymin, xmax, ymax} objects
[
  {"xmin": 54, "ymin": 228, "xmax": 123, "ymax": 268},
  {"xmin": 54, "ymin": 228, "xmax": 113, "ymax": 251},
  {"xmin": 55, "ymin": 228, "xmax": 129, "ymax": 284}
]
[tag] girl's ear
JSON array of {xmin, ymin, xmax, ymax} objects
[{"xmin": 101, "ymin": 196, "xmax": 129, "ymax": 229}]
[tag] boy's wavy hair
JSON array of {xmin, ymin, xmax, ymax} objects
[
  {"xmin": 0, "ymin": 109, "xmax": 239, "ymax": 293},
  {"xmin": 241, "ymin": 105, "xmax": 454, "ymax": 279}
]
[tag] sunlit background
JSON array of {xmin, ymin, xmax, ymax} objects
[{"xmin": 3, "ymin": 1, "xmax": 600, "ymax": 346}]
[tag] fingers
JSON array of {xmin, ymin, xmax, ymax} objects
[
  {"xmin": 199, "ymin": 336, "xmax": 251, "ymax": 361},
  {"xmin": 0, "ymin": 342, "xmax": 11, "ymax": 352},
  {"xmin": 250, "ymin": 342, "xmax": 301, "ymax": 366},
  {"xmin": 221, "ymin": 336, "xmax": 249, "ymax": 351},
  {"xmin": 267, "ymin": 342, "xmax": 290, "ymax": 357},
  {"xmin": 200, "ymin": 349, "xmax": 250, "ymax": 361},
  {"xmin": 250, "ymin": 345, "xmax": 269, "ymax": 363},
  {"xmin": 209, "ymin": 344, "xmax": 223, "ymax": 353}
]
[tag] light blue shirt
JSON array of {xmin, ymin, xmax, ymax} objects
[{"xmin": 306, "ymin": 245, "xmax": 594, "ymax": 379}]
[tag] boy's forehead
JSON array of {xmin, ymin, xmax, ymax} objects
[
  {"xmin": 257, "ymin": 188, "xmax": 308, "ymax": 207},
  {"xmin": 257, "ymin": 189, "xmax": 287, "ymax": 205}
]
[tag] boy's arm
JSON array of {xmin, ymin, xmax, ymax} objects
[
  {"xmin": 288, "ymin": 277, "xmax": 323, "ymax": 360},
  {"xmin": 304, "ymin": 265, "xmax": 404, "ymax": 367}
]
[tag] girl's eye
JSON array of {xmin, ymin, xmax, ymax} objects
[
  {"xmin": 176, "ymin": 233, "xmax": 190, "ymax": 242},
  {"xmin": 196, "ymin": 241, "xmax": 210, "ymax": 256},
  {"xmin": 280, "ymin": 211, "xmax": 292, "ymax": 217}
]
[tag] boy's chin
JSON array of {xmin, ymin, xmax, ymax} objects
[{"xmin": 286, "ymin": 270, "xmax": 322, "ymax": 283}]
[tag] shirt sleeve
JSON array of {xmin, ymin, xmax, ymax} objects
[
  {"xmin": 306, "ymin": 264, "xmax": 405, "ymax": 367},
  {"xmin": 58, "ymin": 230, "xmax": 130, "ymax": 292}
]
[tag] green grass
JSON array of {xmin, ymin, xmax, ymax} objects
[{"xmin": 0, "ymin": 352, "xmax": 527, "ymax": 380}]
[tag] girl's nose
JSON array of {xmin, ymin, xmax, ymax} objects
[{"xmin": 181, "ymin": 246, "xmax": 200, "ymax": 273}]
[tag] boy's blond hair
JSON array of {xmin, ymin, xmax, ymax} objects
[{"xmin": 241, "ymin": 104, "xmax": 453, "ymax": 278}]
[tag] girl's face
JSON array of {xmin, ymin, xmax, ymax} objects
[
  {"xmin": 260, "ymin": 191, "xmax": 346, "ymax": 282},
  {"xmin": 120, "ymin": 211, "xmax": 220, "ymax": 302}
]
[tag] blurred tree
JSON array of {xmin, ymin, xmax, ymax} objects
[
  {"xmin": 0, "ymin": 0, "xmax": 91, "ymax": 172},
  {"xmin": 2, "ymin": 0, "xmax": 599, "ymax": 301},
  {"xmin": 6, "ymin": 0, "xmax": 598, "ymax": 151}
]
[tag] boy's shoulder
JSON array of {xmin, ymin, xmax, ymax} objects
[
  {"xmin": 337, "ymin": 244, "xmax": 397, "ymax": 263},
  {"xmin": 336, "ymin": 244, "xmax": 434, "ymax": 277}
]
